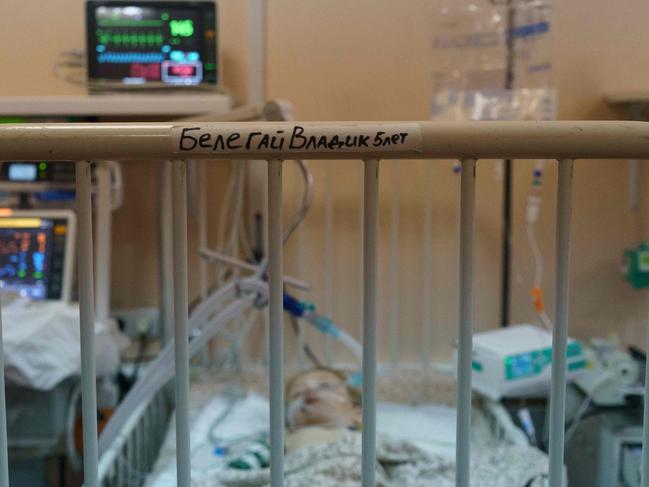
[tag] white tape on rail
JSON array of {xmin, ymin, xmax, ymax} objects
[{"xmin": 171, "ymin": 123, "xmax": 422, "ymax": 155}]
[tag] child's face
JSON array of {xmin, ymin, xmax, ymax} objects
[{"xmin": 286, "ymin": 370, "xmax": 361, "ymax": 431}]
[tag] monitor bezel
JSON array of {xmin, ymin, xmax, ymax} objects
[
  {"xmin": 85, "ymin": 0, "xmax": 218, "ymax": 91},
  {"xmin": 0, "ymin": 209, "xmax": 76, "ymax": 303}
]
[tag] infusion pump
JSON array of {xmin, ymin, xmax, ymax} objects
[{"xmin": 467, "ymin": 324, "xmax": 587, "ymax": 400}]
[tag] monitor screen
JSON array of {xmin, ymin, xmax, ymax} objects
[
  {"xmin": 0, "ymin": 215, "xmax": 72, "ymax": 300},
  {"xmin": 1, "ymin": 161, "xmax": 78, "ymax": 184},
  {"xmin": 8, "ymin": 164, "xmax": 38, "ymax": 182},
  {"xmin": 86, "ymin": 1, "xmax": 217, "ymax": 87}
]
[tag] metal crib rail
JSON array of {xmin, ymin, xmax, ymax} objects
[{"xmin": 1, "ymin": 120, "xmax": 649, "ymax": 487}]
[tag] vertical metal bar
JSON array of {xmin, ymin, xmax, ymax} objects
[
  {"xmin": 642, "ymin": 303, "xmax": 649, "ymax": 487},
  {"xmin": 267, "ymin": 159, "xmax": 285, "ymax": 487},
  {"xmin": 159, "ymin": 161, "xmax": 174, "ymax": 346},
  {"xmin": 389, "ymin": 161, "xmax": 400, "ymax": 365},
  {"xmin": 142, "ymin": 406, "xmax": 149, "ymax": 471},
  {"xmin": 296, "ymin": 175, "xmax": 306, "ymax": 367},
  {"xmin": 127, "ymin": 435, "xmax": 134, "ymax": 487},
  {"xmin": 116, "ymin": 445, "xmax": 124, "ymax": 487},
  {"xmin": 456, "ymin": 158, "xmax": 476, "ymax": 487},
  {"xmin": 359, "ymin": 168, "xmax": 365, "ymax": 339},
  {"xmin": 171, "ymin": 160, "xmax": 191, "ymax": 487},
  {"xmin": 198, "ymin": 161, "xmax": 208, "ymax": 300},
  {"xmin": 94, "ymin": 161, "xmax": 112, "ymax": 323},
  {"xmin": 197, "ymin": 161, "xmax": 210, "ymax": 367},
  {"xmin": 245, "ymin": 0, "xmax": 267, "ymax": 289},
  {"xmin": 247, "ymin": 0, "xmax": 266, "ymax": 106},
  {"xmin": 76, "ymin": 160, "xmax": 99, "ymax": 487},
  {"xmin": 262, "ymin": 162, "xmax": 271, "ymax": 367},
  {"xmin": 548, "ymin": 158, "xmax": 574, "ymax": 487},
  {"xmin": 361, "ymin": 159, "xmax": 380, "ymax": 487},
  {"xmin": 629, "ymin": 160, "xmax": 641, "ymax": 211},
  {"xmin": 134, "ymin": 424, "xmax": 140, "ymax": 483},
  {"xmin": 0, "ymin": 295, "xmax": 9, "ymax": 487},
  {"xmin": 421, "ymin": 162, "xmax": 434, "ymax": 367},
  {"xmin": 323, "ymin": 162, "xmax": 334, "ymax": 365}
]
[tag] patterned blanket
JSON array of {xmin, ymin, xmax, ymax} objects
[{"xmin": 192, "ymin": 431, "xmax": 549, "ymax": 487}]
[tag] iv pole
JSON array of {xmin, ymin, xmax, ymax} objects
[{"xmin": 501, "ymin": 0, "xmax": 515, "ymax": 327}]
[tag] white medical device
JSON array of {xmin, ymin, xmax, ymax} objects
[
  {"xmin": 575, "ymin": 337, "xmax": 641, "ymax": 406},
  {"xmin": 0, "ymin": 209, "xmax": 76, "ymax": 302},
  {"xmin": 469, "ymin": 324, "xmax": 587, "ymax": 400}
]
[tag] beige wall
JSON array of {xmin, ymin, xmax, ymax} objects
[{"xmin": 1, "ymin": 0, "xmax": 648, "ymax": 363}]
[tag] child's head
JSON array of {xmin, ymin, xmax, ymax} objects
[{"xmin": 285, "ymin": 368, "xmax": 361, "ymax": 431}]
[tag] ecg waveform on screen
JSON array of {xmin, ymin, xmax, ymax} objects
[{"xmin": 98, "ymin": 51, "xmax": 165, "ymax": 64}]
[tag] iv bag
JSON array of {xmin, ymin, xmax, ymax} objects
[{"xmin": 431, "ymin": 0, "xmax": 555, "ymax": 122}]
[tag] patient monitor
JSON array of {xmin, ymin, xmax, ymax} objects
[
  {"xmin": 469, "ymin": 324, "xmax": 587, "ymax": 400},
  {"xmin": 86, "ymin": 0, "xmax": 218, "ymax": 89},
  {"xmin": 0, "ymin": 210, "xmax": 76, "ymax": 302}
]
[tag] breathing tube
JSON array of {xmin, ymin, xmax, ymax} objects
[
  {"xmin": 99, "ymin": 279, "xmax": 259, "ymax": 454},
  {"xmin": 283, "ymin": 293, "xmax": 363, "ymax": 367}
]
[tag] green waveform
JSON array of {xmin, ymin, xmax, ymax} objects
[
  {"xmin": 97, "ymin": 30, "xmax": 164, "ymax": 48},
  {"xmin": 97, "ymin": 19, "xmax": 164, "ymax": 28}
]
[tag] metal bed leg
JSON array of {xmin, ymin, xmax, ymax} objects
[
  {"xmin": 267, "ymin": 159, "xmax": 285, "ymax": 487},
  {"xmin": 171, "ymin": 160, "xmax": 191, "ymax": 487},
  {"xmin": 0, "ymin": 296, "xmax": 9, "ymax": 487},
  {"xmin": 642, "ymin": 304, "xmax": 649, "ymax": 487},
  {"xmin": 361, "ymin": 159, "xmax": 379, "ymax": 487},
  {"xmin": 456, "ymin": 158, "xmax": 476, "ymax": 487},
  {"xmin": 76, "ymin": 160, "xmax": 100, "ymax": 487},
  {"xmin": 548, "ymin": 158, "xmax": 574, "ymax": 487}
]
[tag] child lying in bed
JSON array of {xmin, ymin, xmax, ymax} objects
[
  {"xmin": 285, "ymin": 367, "xmax": 362, "ymax": 452},
  {"xmin": 204, "ymin": 367, "xmax": 552, "ymax": 487}
]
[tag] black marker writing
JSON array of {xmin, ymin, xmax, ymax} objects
[
  {"xmin": 179, "ymin": 127, "xmax": 243, "ymax": 151},
  {"xmin": 289, "ymin": 126, "xmax": 372, "ymax": 150},
  {"xmin": 177, "ymin": 126, "xmax": 415, "ymax": 153}
]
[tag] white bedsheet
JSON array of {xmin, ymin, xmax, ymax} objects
[
  {"xmin": 146, "ymin": 394, "xmax": 463, "ymax": 487},
  {"xmin": 147, "ymin": 392, "xmax": 269, "ymax": 487},
  {"xmin": 377, "ymin": 402, "xmax": 458, "ymax": 460}
]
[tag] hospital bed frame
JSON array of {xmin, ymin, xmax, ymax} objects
[{"xmin": 1, "ymin": 121, "xmax": 649, "ymax": 487}]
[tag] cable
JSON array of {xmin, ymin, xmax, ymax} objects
[
  {"xmin": 65, "ymin": 383, "xmax": 83, "ymax": 472},
  {"xmin": 563, "ymin": 392, "xmax": 594, "ymax": 444},
  {"xmin": 526, "ymin": 160, "xmax": 553, "ymax": 330},
  {"xmin": 562, "ymin": 375, "xmax": 610, "ymax": 445},
  {"xmin": 128, "ymin": 331, "xmax": 148, "ymax": 385},
  {"xmin": 289, "ymin": 314, "xmax": 322, "ymax": 368},
  {"xmin": 282, "ymin": 160, "xmax": 314, "ymax": 245}
]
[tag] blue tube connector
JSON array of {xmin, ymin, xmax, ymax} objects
[{"xmin": 283, "ymin": 293, "xmax": 306, "ymax": 317}]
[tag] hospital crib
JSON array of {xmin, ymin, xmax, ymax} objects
[{"xmin": 1, "ymin": 121, "xmax": 649, "ymax": 487}]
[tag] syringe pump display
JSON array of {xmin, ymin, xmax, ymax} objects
[{"xmin": 86, "ymin": 1, "xmax": 217, "ymax": 87}]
